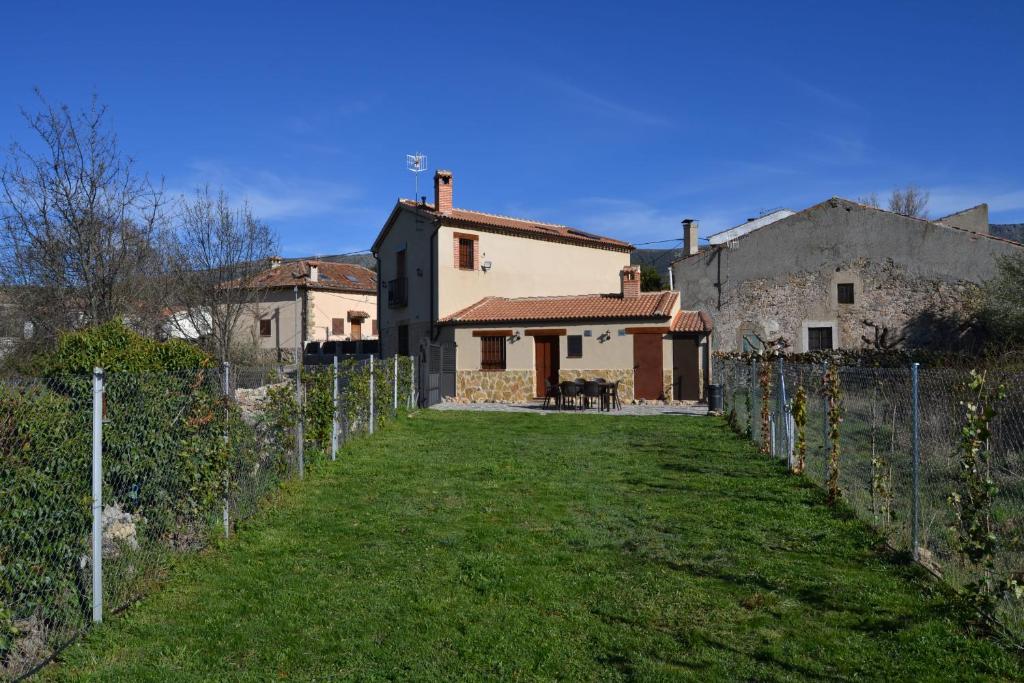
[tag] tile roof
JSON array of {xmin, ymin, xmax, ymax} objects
[
  {"xmin": 671, "ymin": 310, "xmax": 714, "ymax": 333},
  {"xmin": 394, "ymin": 200, "xmax": 633, "ymax": 252},
  {"xmin": 224, "ymin": 260, "xmax": 377, "ymax": 293},
  {"xmin": 440, "ymin": 291, "xmax": 678, "ymax": 324}
]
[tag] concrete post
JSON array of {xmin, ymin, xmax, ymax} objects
[
  {"xmin": 369, "ymin": 355, "xmax": 375, "ymax": 435},
  {"xmin": 331, "ymin": 355, "xmax": 339, "ymax": 461},
  {"xmin": 912, "ymin": 362, "xmax": 921, "ymax": 561},
  {"xmin": 222, "ymin": 362, "xmax": 230, "ymax": 538},
  {"xmin": 393, "ymin": 354, "xmax": 399, "ymax": 416}
]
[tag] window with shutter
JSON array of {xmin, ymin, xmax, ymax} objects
[
  {"xmin": 808, "ymin": 326, "xmax": 833, "ymax": 351},
  {"xmin": 331, "ymin": 318, "xmax": 344, "ymax": 335},
  {"xmin": 837, "ymin": 283, "xmax": 854, "ymax": 304},
  {"xmin": 566, "ymin": 335, "xmax": 583, "ymax": 358},
  {"xmin": 459, "ymin": 238, "xmax": 474, "ymax": 270},
  {"xmin": 480, "ymin": 335, "xmax": 506, "ymax": 370}
]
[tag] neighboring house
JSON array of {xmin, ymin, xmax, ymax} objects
[
  {"xmin": 373, "ymin": 170, "xmax": 713, "ymax": 402},
  {"xmin": 990, "ymin": 223, "xmax": 1024, "ymax": 244},
  {"xmin": 226, "ymin": 258, "xmax": 378, "ymax": 361},
  {"xmin": 671, "ymin": 199, "xmax": 1023, "ymax": 353}
]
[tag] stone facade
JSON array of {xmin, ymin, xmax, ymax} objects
[
  {"xmin": 717, "ymin": 258, "xmax": 977, "ymax": 352},
  {"xmin": 456, "ymin": 370, "xmax": 534, "ymax": 402},
  {"xmin": 559, "ymin": 368, "xmax": 635, "ymax": 402}
]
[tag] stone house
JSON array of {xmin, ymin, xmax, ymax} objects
[
  {"xmin": 372, "ymin": 170, "xmax": 712, "ymax": 402},
  {"xmin": 670, "ymin": 199, "xmax": 1023, "ymax": 353}
]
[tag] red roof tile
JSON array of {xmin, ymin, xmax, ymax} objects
[
  {"xmin": 671, "ymin": 310, "xmax": 713, "ymax": 333},
  {"xmin": 224, "ymin": 260, "xmax": 377, "ymax": 293},
  {"xmin": 390, "ymin": 200, "xmax": 632, "ymax": 252},
  {"xmin": 441, "ymin": 291, "xmax": 678, "ymax": 324}
]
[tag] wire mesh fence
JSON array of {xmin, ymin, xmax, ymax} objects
[
  {"xmin": 0, "ymin": 356, "xmax": 415, "ymax": 681},
  {"xmin": 716, "ymin": 356, "xmax": 1024, "ymax": 645}
]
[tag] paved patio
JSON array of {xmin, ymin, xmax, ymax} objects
[{"xmin": 430, "ymin": 401, "xmax": 709, "ymax": 416}]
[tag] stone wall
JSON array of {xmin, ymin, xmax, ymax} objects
[
  {"xmin": 559, "ymin": 368, "xmax": 634, "ymax": 402},
  {"xmin": 713, "ymin": 258, "xmax": 978, "ymax": 352},
  {"xmin": 456, "ymin": 370, "xmax": 534, "ymax": 402}
]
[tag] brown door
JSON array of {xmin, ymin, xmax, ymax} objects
[
  {"xmin": 673, "ymin": 336, "xmax": 700, "ymax": 400},
  {"xmin": 633, "ymin": 333, "xmax": 664, "ymax": 400},
  {"xmin": 351, "ymin": 319, "xmax": 362, "ymax": 340},
  {"xmin": 534, "ymin": 336, "xmax": 560, "ymax": 397}
]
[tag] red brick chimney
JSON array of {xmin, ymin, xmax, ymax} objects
[
  {"xmin": 620, "ymin": 265, "xmax": 641, "ymax": 298},
  {"xmin": 434, "ymin": 170, "xmax": 453, "ymax": 214}
]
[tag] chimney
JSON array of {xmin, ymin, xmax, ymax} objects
[
  {"xmin": 620, "ymin": 265, "xmax": 641, "ymax": 299},
  {"xmin": 434, "ymin": 170, "xmax": 453, "ymax": 214},
  {"xmin": 682, "ymin": 219, "xmax": 699, "ymax": 256},
  {"xmin": 270, "ymin": 256, "xmax": 283, "ymax": 269},
  {"xmin": 309, "ymin": 263, "xmax": 319, "ymax": 282}
]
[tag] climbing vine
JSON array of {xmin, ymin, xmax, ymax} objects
[
  {"xmin": 823, "ymin": 363, "xmax": 842, "ymax": 504},
  {"xmin": 948, "ymin": 370, "xmax": 1023, "ymax": 631},
  {"xmin": 758, "ymin": 359, "xmax": 773, "ymax": 455},
  {"xmin": 791, "ymin": 385, "xmax": 807, "ymax": 475}
]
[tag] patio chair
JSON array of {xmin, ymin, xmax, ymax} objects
[
  {"xmin": 559, "ymin": 381, "xmax": 581, "ymax": 411},
  {"xmin": 543, "ymin": 379, "xmax": 561, "ymax": 409},
  {"xmin": 607, "ymin": 380, "xmax": 622, "ymax": 411},
  {"xmin": 583, "ymin": 380, "xmax": 603, "ymax": 411}
]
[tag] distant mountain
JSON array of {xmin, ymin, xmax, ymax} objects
[
  {"xmin": 631, "ymin": 248, "xmax": 683, "ymax": 271},
  {"xmin": 990, "ymin": 224, "xmax": 1024, "ymax": 244},
  {"xmin": 292, "ymin": 253, "xmax": 377, "ymax": 271}
]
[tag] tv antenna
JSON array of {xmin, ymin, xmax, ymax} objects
[{"xmin": 406, "ymin": 153, "xmax": 428, "ymax": 202}]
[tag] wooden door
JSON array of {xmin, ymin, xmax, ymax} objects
[
  {"xmin": 351, "ymin": 319, "xmax": 362, "ymax": 340},
  {"xmin": 633, "ymin": 333, "xmax": 664, "ymax": 400},
  {"xmin": 673, "ymin": 336, "xmax": 700, "ymax": 400},
  {"xmin": 534, "ymin": 336, "xmax": 560, "ymax": 397}
]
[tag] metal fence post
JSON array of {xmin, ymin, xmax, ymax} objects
[
  {"xmin": 296, "ymin": 364, "xmax": 305, "ymax": 479},
  {"xmin": 222, "ymin": 361, "xmax": 230, "ymax": 539},
  {"xmin": 369, "ymin": 355, "xmax": 375, "ymax": 435},
  {"xmin": 91, "ymin": 367, "xmax": 104, "ymax": 623},
  {"xmin": 393, "ymin": 354, "xmax": 399, "ymax": 416},
  {"xmin": 331, "ymin": 356, "xmax": 339, "ymax": 461},
  {"xmin": 911, "ymin": 361, "xmax": 921, "ymax": 561},
  {"xmin": 751, "ymin": 359, "xmax": 759, "ymax": 445}
]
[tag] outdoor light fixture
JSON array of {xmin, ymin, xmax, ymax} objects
[{"xmin": 482, "ymin": 260, "xmax": 493, "ymax": 272}]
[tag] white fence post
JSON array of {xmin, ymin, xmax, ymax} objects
[
  {"xmin": 222, "ymin": 362, "xmax": 230, "ymax": 538},
  {"xmin": 331, "ymin": 356, "xmax": 339, "ymax": 461},
  {"xmin": 393, "ymin": 355, "xmax": 399, "ymax": 416},
  {"xmin": 911, "ymin": 362, "xmax": 921, "ymax": 561},
  {"xmin": 91, "ymin": 367, "xmax": 104, "ymax": 624},
  {"xmin": 369, "ymin": 355, "xmax": 375, "ymax": 434}
]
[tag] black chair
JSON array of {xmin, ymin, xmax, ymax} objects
[
  {"xmin": 606, "ymin": 380, "xmax": 622, "ymax": 411},
  {"xmin": 583, "ymin": 380, "xmax": 603, "ymax": 410},
  {"xmin": 543, "ymin": 379, "xmax": 561, "ymax": 409},
  {"xmin": 559, "ymin": 381, "xmax": 581, "ymax": 411}
]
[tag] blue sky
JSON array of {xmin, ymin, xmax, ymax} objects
[{"xmin": 2, "ymin": 1, "xmax": 1022, "ymax": 256}]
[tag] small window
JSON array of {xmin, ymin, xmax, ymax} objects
[
  {"xmin": 480, "ymin": 335, "xmax": 506, "ymax": 370},
  {"xmin": 331, "ymin": 318, "xmax": 344, "ymax": 335},
  {"xmin": 567, "ymin": 335, "xmax": 583, "ymax": 358},
  {"xmin": 808, "ymin": 326, "xmax": 833, "ymax": 351},
  {"xmin": 741, "ymin": 333, "xmax": 763, "ymax": 353},
  {"xmin": 259, "ymin": 319, "xmax": 271, "ymax": 337},
  {"xmin": 837, "ymin": 283, "xmax": 854, "ymax": 305},
  {"xmin": 458, "ymin": 238, "xmax": 475, "ymax": 270}
]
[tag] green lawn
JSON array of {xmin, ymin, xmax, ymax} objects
[{"xmin": 44, "ymin": 412, "xmax": 1022, "ymax": 681}]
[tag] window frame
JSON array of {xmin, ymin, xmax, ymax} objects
[
  {"xmin": 566, "ymin": 334, "xmax": 583, "ymax": 358},
  {"xmin": 807, "ymin": 326, "xmax": 834, "ymax": 351},
  {"xmin": 480, "ymin": 335, "xmax": 506, "ymax": 371},
  {"xmin": 331, "ymin": 318, "xmax": 344, "ymax": 335},
  {"xmin": 837, "ymin": 283, "xmax": 855, "ymax": 305},
  {"xmin": 259, "ymin": 319, "xmax": 272, "ymax": 338}
]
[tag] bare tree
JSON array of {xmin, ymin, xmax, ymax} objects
[
  {"xmin": 857, "ymin": 193, "xmax": 880, "ymax": 208},
  {"xmin": 164, "ymin": 186, "xmax": 277, "ymax": 363},
  {"xmin": 887, "ymin": 185, "xmax": 929, "ymax": 218},
  {"xmin": 0, "ymin": 91, "xmax": 167, "ymax": 345}
]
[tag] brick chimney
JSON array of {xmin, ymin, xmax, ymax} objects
[
  {"xmin": 434, "ymin": 170, "xmax": 453, "ymax": 214},
  {"xmin": 270, "ymin": 256, "xmax": 283, "ymax": 269},
  {"xmin": 682, "ymin": 218, "xmax": 699, "ymax": 256},
  {"xmin": 309, "ymin": 263, "xmax": 319, "ymax": 282},
  {"xmin": 620, "ymin": 265, "xmax": 641, "ymax": 298}
]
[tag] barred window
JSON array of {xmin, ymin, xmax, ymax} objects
[
  {"xmin": 259, "ymin": 319, "xmax": 271, "ymax": 337},
  {"xmin": 480, "ymin": 335, "xmax": 506, "ymax": 370},
  {"xmin": 459, "ymin": 238, "xmax": 475, "ymax": 270}
]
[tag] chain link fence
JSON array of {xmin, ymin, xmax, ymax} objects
[
  {"xmin": 715, "ymin": 356, "xmax": 1024, "ymax": 645},
  {"xmin": 0, "ymin": 356, "xmax": 415, "ymax": 681}
]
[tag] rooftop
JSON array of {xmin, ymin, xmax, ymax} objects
[
  {"xmin": 224, "ymin": 260, "xmax": 377, "ymax": 293},
  {"xmin": 440, "ymin": 290, "xmax": 679, "ymax": 324}
]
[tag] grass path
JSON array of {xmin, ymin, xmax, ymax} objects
[{"xmin": 44, "ymin": 412, "xmax": 1022, "ymax": 681}]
